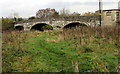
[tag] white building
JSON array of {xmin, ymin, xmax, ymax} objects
[
  {"xmin": 102, "ymin": 9, "xmax": 120, "ymax": 26},
  {"xmin": 119, "ymin": 1, "xmax": 120, "ymax": 9}
]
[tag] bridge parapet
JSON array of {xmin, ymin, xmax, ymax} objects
[
  {"xmin": 16, "ymin": 16, "xmax": 99, "ymax": 24},
  {"xmin": 15, "ymin": 16, "xmax": 100, "ymax": 30}
]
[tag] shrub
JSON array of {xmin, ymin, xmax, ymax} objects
[
  {"xmin": 41, "ymin": 25, "xmax": 53, "ymax": 31},
  {"xmin": 2, "ymin": 18, "xmax": 15, "ymax": 31},
  {"xmin": 28, "ymin": 16, "xmax": 36, "ymax": 20}
]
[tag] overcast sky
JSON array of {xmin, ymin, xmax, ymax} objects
[{"xmin": 0, "ymin": 0, "xmax": 120, "ymax": 18}]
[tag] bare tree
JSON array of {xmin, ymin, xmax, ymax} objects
[{"xmin": 59, "ymin": 8, "xmax": 70, "ymax": 17}]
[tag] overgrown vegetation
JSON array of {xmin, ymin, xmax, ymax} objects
[
  {"xmin": 31, "ymin": 24, "xmax": 53, "ymax": 31},
  {"xmin": 2, "ymin": 26, "xmax": 119, "ymax": 72},
  {"xmin": 41, "ymin": 25, "xmax": 53, "ymax": 31},
  {"xmin": 2, "ymin": 17, "xmax": 24, "ymax": 31},
  {"xmin": 2, "ymin": 18, "xmax": 15, "ymax": 30}
]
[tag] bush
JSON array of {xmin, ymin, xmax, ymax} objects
[
  {"xmin": 2, "ymin": 18, "xmax": 15, "ymax": 31},
  {"xmin": 41, "ymin": 25, "xmax": 53, "ymax": 31},
  {"xmin": 17, "ymin": 18, "xmax": 23, "ymax": 21},
  {"xmin": 28, "ymin": 16, "xmax": 36, "ymax": 20}
]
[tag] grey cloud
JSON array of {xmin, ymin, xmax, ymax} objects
[
  {"xmin": 46, "ymin": 1, "xmax": 117, "ymax": 8},
  {"xmin": 0, "ymin": 0, "xmax": 118, "ymax": 18}
]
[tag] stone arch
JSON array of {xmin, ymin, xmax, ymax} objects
[
  {"xmin": 63, "ymin": 22, "xmax": 87, "ymax": 29},
  {"xmin": 31, "ymin": 23, "xmax": 53, "ymax": 31},
  {"xmin": 15, "ymin": 26, "xmax": 24, "ymax": 30}
]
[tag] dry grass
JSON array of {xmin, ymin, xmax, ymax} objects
[
  {"xmin": 2, "ymin": 26, "xmax": 120, "ymax": 72},
  {"xmin": 62, "ymin": 26, "xmax": 120, "ymax": 54}
]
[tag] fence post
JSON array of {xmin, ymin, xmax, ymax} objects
[
  {"xmin": 116, "ymin": 61, "xmax": 120, "ymax": 72},
  {"xmin": 72, "ymin": 60, "xmax": 79, "ymax": 72}
]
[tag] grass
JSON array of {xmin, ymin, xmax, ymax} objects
[{"xmin": 2, "ymin": 26, "xmax": 119, "ymax": 72}]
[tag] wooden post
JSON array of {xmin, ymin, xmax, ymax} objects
[
  {"xmin": 99, "ymin": 0, "xmax": 102, "ymax": 26},
  {"xmin": 72, "ymin": 60, "xmax": 79, "ymax": 72}
]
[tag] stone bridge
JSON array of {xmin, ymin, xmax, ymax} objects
[{"xmin": 15, "ymin": 16, "xmax": 100, "ymax": 30}]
